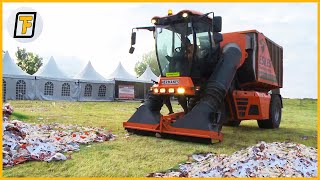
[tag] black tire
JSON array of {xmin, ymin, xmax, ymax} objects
[{"xmin": 257, "ymin": 95, "xmax": 282, "ymax": 129}]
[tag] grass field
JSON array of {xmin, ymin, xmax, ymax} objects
[{"xmin": 3, "ymin": 99, "xmax": 318, "ymax": 177}]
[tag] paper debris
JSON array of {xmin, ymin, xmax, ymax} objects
[{"xmin": 148, "ymin": 142, "xmax": 317, "ymax": 177}]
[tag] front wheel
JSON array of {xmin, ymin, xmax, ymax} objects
[{"xmin": 257, "ymin": 95, "xmax": 282, "ymax": 129}]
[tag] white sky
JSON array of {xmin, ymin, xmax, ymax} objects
[{"xmin": 2, "ymin": 3, "xmax": 318, "ymax": 98}]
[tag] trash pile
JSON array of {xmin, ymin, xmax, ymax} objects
[
  {"xmin": 3, "ymin": 104, "xmax": 116, "ymax": 167},
  {"xmin": 3, "ymin": 103, "xmax": 14, "ymax": 120},
  {"xmin": 148, "ymin": 142, "xmax": 318, "ymax": 177}
]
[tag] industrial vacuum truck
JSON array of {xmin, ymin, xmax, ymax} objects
[{"xmin": 123, "ymin": 10, "xmax": 283, "ymax": 143}]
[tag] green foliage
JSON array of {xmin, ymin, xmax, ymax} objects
[
  {"xmin": 15, "ymin": 47, "xmax": 43, "ymax": 75},
  {"xmin": 134, "ymin": 51, "xmax": 160, "ymax": 77},
  {"xmin": 3, "ymin": 99, "xmax": 317, "ymax": 177}
]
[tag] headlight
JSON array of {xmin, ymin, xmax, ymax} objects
[
  {"xmin": 151, "ymin": 18, "xmax": 157, "ymax": 24},
  {"xmin": 182, "ymin": 12, "xmax": 188, "ymax": 18},
  {"xmin": 168, "ymin": 88, "xmax": 175, "ymax": 93},
  {"xmin": 160, "ymin": 88, "xmax": 166, "ymax": 93},
  {"xmin": 177, "ymin": 87, "xmax": 185, "ymax": 94},
  {"xmin": 153, "ymin": 88, "xmax": 159, "ymax": 93}
]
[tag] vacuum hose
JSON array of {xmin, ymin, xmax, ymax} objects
[
  {"xmin": 171, "ymin": 43, "xmax": 242, "ymax": 132},
  {"xmin": 202, "ymin": 43, "xmax": 242, "ymax": 111}
]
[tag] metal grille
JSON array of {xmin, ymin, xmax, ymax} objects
[
  {"xmin": 16, "ymin": 80, "xmax": 26, "ymax": 100},
  {"xmin": 84, "ymin": 84, "xmax": 92, "ymax": 97},
  {"xmin": 44, "ymin": 82, "xmax": 54, "ymax": 96},
  {"xmin": 61, "ymin": 83, "xmax": 70, "ymax": 96},
  {"xmin": 3, "ymin": 79, "xmax": 6, "ymax": 102},
  {"xmin": 98, "ymin": 85, "xmax": 106, "ymax": 97}
]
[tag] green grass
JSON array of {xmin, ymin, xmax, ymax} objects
[{"xmin": 3, "ymin": 99, "xmax": 318, "ymax": 177}]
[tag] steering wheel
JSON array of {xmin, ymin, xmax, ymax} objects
[{"xmin": 174, "ymin": 47, "xmax": 182, "ymax": 52}]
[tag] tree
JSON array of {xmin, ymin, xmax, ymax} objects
[
  {"xmin": 134, "ymin": 50, "xmax": 160, "ymax": 77},
  {"xmin": 15, "ymin": 47, "xmax": 43, "ymax": 75}
]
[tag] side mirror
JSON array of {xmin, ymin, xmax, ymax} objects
[
  {"xmin": 131, "ymin": 32, "xmax": 136, "ymax": 45},
  {"xmin": 213, "ymin": 16, "xmax": 222, "ymax": 32},
  {"xmin": 213, "ymin": 33, "xmax": 223, "ymax": 43},
  {"xmin": 129, "ymin": 46, "xmax": 135, "ymax": 54}
]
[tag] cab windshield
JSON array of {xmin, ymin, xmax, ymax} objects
[
  {"xmin": 155, "ymin": 21, "xmax": 213, "ymax": 77},
  {"xmin": 156, "ymin": 23, "xmax": 194, "ymax": 77}
]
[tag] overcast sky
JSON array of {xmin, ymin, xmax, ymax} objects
[{"xmin": 2, "ymin": 3, "xmax": 318, "ymax": 98}]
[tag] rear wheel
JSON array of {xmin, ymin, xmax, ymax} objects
[{"xmin": 257, "ymin": 95, "xmax": 282, "ymax": 129}]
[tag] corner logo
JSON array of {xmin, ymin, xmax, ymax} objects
[
  {"xmin": 7, "ymin": 7, "xmax": 43, "ymax": 43},
  {"xmin": 14, "ymin": 12, "xmax": 37, "ymax": 38}
]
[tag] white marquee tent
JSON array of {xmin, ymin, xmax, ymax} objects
[
  {"xmin": 3, "ymin": 51, "xmax": 35, "ymax": 101},
  {"xmin": 74, "ymin": 61, "xmax": 115, "ymax": 101},
  {"xmin": 107, "ymin": 62, "xmax": 139, "ymax": 82},
  {"xmin": 34, "ymin": 56, "xmax": 80, "ymax": 101},
  {"xmin": 108, "ymin": 62, "xmax": 149, "ymax": 99},
  {"xmin": 138, "ymin": 66, "xmax": 159, "ymax": 83}
]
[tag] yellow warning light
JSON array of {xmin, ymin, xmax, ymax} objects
[{"xmin": 168, "ymin": 9, "xmax": 173, "ymax": 15}]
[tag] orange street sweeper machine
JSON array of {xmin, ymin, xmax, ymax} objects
[{"xmin": 123, "ymin": 10, "xmax": 283, "ymax": 143}]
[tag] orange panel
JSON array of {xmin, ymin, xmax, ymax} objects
[
  {"xmin": 221, "ymin": 32, "xmax": 248, "ymax": 67},
  {"xmin": 232, "ymin": 90, "xmax": 271, "ymax": 120},
  {"xmin": 151, "ymin": 77, "xmax": 195, "ymax": 95},
  {"xmin": 256, "ymin": 32, "xmax": 279, "ymax": 87}
]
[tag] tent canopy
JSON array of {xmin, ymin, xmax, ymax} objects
[
  {"xmin": 74, "ymin": 61, "xmax": 108, "ymax": 82},
  {"xmin": 107, "ymin": 62, "xmax": 139, "ymax": 82},
  {"xmin": 34, "ymin": 56, "xmax": 68, "ymax": 79},
  {"xmin": 138, "ymin": 66, "xmax": 158, "ymax": 82},
  {"xmin": 3, "ymin": 51, "xmax": 30, "ymax": 76}
]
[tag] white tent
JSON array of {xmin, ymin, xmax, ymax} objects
[
  {"xmin": 3, "ymin": 51, "xmax": 35, "ymax": 101},
  {"xmin": 34, "ymin": 56, "xmax": 68, "ymax": 78},
  {"xmin": 74, "ymin": 61, "xmax": 108, "ymax": 82},
  {"xmin": 138, "ymin": 66, "xmax": 159, "ymax": 83},
  {"xmin": 107, "ymin": 62, "xmax": 141, "ymax": 82},
  {"xmin": 74, "ymin": 61, "xmax": 114, "ymax": 101},
  {"xmin": 34, "ymin": 56, "xmax": 80, "ymax": 101},
  {"xmin": 3, "ymin": 51, "xmax": 30, "ymax": 77},
  {"xmin": 108, "ymin": 62, "xmax": 148, "ymax": 99}
]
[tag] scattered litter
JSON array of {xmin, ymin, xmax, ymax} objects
[
  {"xmin": 301, "ymin": 136, "xmax": 309, "ymax": 140},
  {"xmin": 148, "ymin": 142, "xmax": 317, "ymax": 177},
  {"xmin": 45, "ymin": 153, "xmax": 67, "ymax": 162},
  {"xmin": 3, "ymin": 103, "xmax": 14, "ymax": 120},
  {"xmin": 3, "ymin": 113, "xmax": 116, "ymax": 167},
  {"xmin": 124, "ymin": 133, "xmax": 130, "ymax": 139}
]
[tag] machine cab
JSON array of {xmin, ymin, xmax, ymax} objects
[
  {"xmin": 153, "ymin": 10, "xmax": 222, "ymax": 79},
  {"xmin": 130, "ymin": 10, "xmax": 222, "ymax": 80}
]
